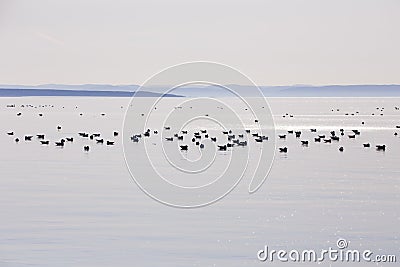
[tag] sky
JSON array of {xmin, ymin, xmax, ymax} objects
[{"xmin": 0, "ymin": 0, "xmax": 399, "ymax": 86}]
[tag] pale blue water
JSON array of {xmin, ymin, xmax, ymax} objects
[{"xmin": 0, "ymin": 97, "xmax": 399, "ymax": 266}]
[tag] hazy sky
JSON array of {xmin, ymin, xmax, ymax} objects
[{"xmin": 0, "ymin": 0, "xmax": 399, "ymax": 85}]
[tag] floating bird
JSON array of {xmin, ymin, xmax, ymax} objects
[
  {"xmin": 24, "ymin": 135, "xmax": 33, "ymax": 141},
  {"xmin": 113, "ymin": 131, "xmax": 119, "ymax": 136},
  {"xmin": 180, "ymin": 145, "xmax": 188, "ymax": 150},
  {"xmin": 65, "ymin": 137, "xmax": 74, "ymax": 142},
  {"xmin": 96, "ymin": 139, "xmax": 104, "ymax": 144},
  {"xmin": 295, "ymin": 131, "xmax": 301, "ymax": 138},
  {"xmin": 106, "ymin": 141, "xmax": 115, "ymax": 146},
  {"xmin": 279, "ymin": 147, "xmax": 288, "ymax": 153},
  {"xmin": 84, "ymin": 146, "xmax": 90, "ymax": 152},
  {"xmin": 237, "ymin": 141, "xmax": 247, "ymax": 146},
  {"xmin": 278, "ymin": 135, "xmax": 286, "ymax": 139},
  {"xmin": 15, "ymin": 138, "xmax": 19, "ymax": 143},
  {"xmin": 218, "ymin": 145, "xmax": 227, "ymax": 151},
  {"xmin": 131, "ymin": 136, "xmax": 139, "ymax": 142},
  {"xmin": 363, "ymin": 143, "xmax": 370, "ymax": 147},
  {"xmin": 55, "ymin": 139, "xmax": 65, "ymax": 147},
  {"xmin": 165, "ymin": 137, "xmax": 173, "ymax": 141},
  {"xmin": 376, "ymin": 145, "xmax": 386, "ymax": 151},
  {"xmin": 339, "ymin": 146, "xmax": 344, "ymax": 152},
  {"xmin": 348, "ymin": 135, "xmax": 356, "ymax": 139},
  {"xmin": 331, "ymin": 136, "xmax": 340, "ymax": 141},
  {"xmin": 40, "ymin": 140, "xmax": 50, "ymax": 145},
  {"xmin": 57, "ymin": 126, "xmax": 62, "ymax": 131},
  {"xmin": 7, "ymin": 131, "xmax": 14, "ymax": 136},
  {"xmin": 301, "ymin": 140, "xmax": 309, "ymax": 146},
  {"xmin": 36, "ymin": 134, "xmax": 45, "ymax": 139}
]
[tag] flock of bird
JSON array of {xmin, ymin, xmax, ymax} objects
[
  {"xmin": 4, "ymin": 104, "xmax": 400, "ymax": 155},
  {"xmin": 128, "ymin": 125, "xmax": 393, "ymax": 154},
  {"xmin": 6, "ymin": 126, "xmax": 118, "ymax": 152}
]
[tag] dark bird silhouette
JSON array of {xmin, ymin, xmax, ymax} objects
[
  {"xmin": 96, "ymin": 139, "xmax": 104, "ymax": 144},
  {"xmin": 279, "ymin": 147, "xmax": 288, "ymax": 153},
  {"xmin": 339, "ymin": 146, "xmax": 344, "ymax": 152},
  {"xmin": 106, "ymin": 141, "xmax": 115, "ymax": 145},
  {"xmin": 84, "ymin": 146, "xmax": 90, "ymax": 152},
  {"xmin": 40, "ymin": 140, "xmax": 50, "ymax": 145},
  {"xmin": 363, "ymin": 143, "xmax": 370, "ymax": 147},
  {"xmin": 278, "ymin": 134, "xmax": 286, "ymax": 139},
  {"xmin": 165, "ymin": 137, "xmax": 173, "ymax": 141},
  {"xmin": 36, "ymin": 134, "xmax": 45, "ymax": 139},
  {"xmin": 301, "ymin": 140, "xmax": 309, "ymax": 146},
  {"xmin": 348, "ymin": 135, "xmax": 356, "ymax": 139},
  {"xmin": 55, "ymin": 139, "xmax": 65, "ymax": 147},
  {"xmin": 65, "ymin": 137, "xmax": 74, "ymax": 142},
  {"xmin": 24, "ymin": 135, "xmax": 33, "ymax": 141},
  {"xmin": 15, "ymin": 138, "xmax": 19, "ymax": 143},
  {"xmin": 57, "ymin": 126, "xmax": 62, "ymax": 131},
  {"xmin": 218, "ymin": 145, "xmax": 227, "ymax": 151},
  {"xmin": 7, "ymin": 131, "xmax": 14, "ymax": 136},
  {"xmin": 376, "ymin": 145, "xmax": 386, "ymax": 151},
  {"xmin": 113, "ymin": 131, "xmax": 119, "ymax": 136},
  {"xmin": 180, "ymin": 145, "xmax": 188, "ymax": 150}
]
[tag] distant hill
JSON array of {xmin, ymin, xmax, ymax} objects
[
  {"xmin": 1, "ymin": 84, "xmax": 400, "ymax": 97},
  {"xmin": 0, "ymin": 88, "xmax": 179, "ymax": 97}
]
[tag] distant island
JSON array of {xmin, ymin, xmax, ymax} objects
[{"xmin": 1, "ymin": 84, "xmax": 400, "ymax": 97}]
